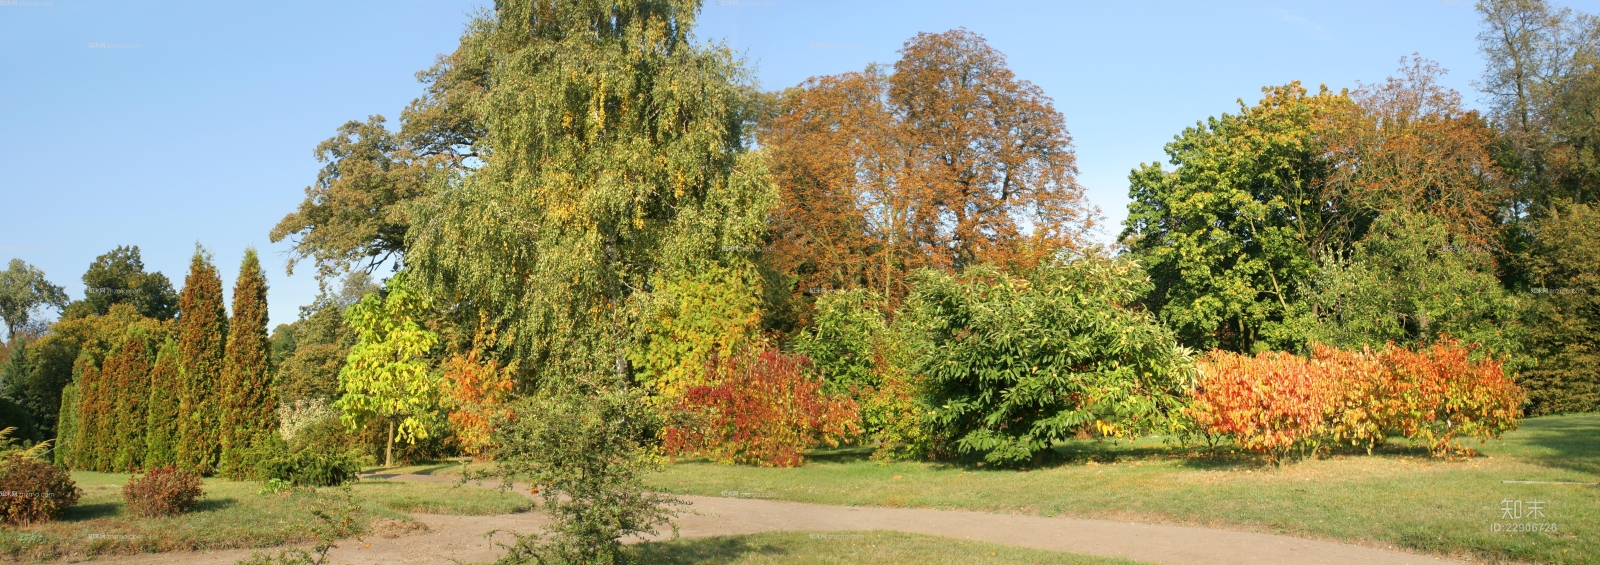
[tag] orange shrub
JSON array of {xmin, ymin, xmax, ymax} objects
[
  {"xmin": 664, "ymin": 349, "xmax": 860, "ymax": 467},
  {"xmin": 1190, "ymin": 350, "xmax": 1326, "ymax": 462},
  {"xmin": 1192, "ymin": 339, "xmax": 1522, "ymax": 461}
]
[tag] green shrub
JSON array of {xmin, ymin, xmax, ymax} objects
[
  {"xmin": 122, "ymin": 465, "xmax": 203, "ymax": 517},
  {"xmin": 257, "ymin": 450, "xmax": 359, "ymax": 488},
  {"xmin": 0, "ymin": 454, "xmax": 81, "ymax": 525},
  {"xmin": 908, "ymin": 255, "xmax": 1195, "ymax": 466}
]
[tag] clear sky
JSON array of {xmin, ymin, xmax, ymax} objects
[{"xmin": 4, "ymin": 0, "xmax": 1597, "ymax": 330}]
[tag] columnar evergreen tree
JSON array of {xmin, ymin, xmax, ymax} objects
[
  {"xmin": 218, "ymin": 248, "xmax": 274, "ymax": 479},
  {"xmin": 72, "ymin": 351, "xmax": 111, "ymax": 471},
  {"xmin": 174, "ymin": 247, "xmax": 228, "ymax": 475},
  {"xmin": 143, "ymin": 340, "xmax": 181, "ymax": 468},
  {"xmin": 52, "ymin": 375, "xmax": 81, "ymax": 467},
  {"xmin": 107, "ymin": 329, "xmax": 154, "ymax": 472}
]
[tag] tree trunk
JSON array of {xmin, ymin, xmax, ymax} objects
[{"xmin": 385, "ymin": 420, "xmax": 395, "ymax": 468}]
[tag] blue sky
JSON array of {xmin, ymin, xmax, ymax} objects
[{"xmin": 4, "ymin": 0, "xmax": 1597, "ymax": 330}]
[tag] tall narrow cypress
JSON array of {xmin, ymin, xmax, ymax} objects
[
  {"xmin": 72, "ymin": 351, "xmax": 109, "ymax": 471},
  {"xmin": 143, "ymin": 340, "xmax": 181, "ymax": 468},
  {"xmin": 175, "ymin": 246, "xmax": 228, "ymax": 475},
  {"xmin": 108, "ymin": 329, "xmax": 153, "ymax": 472},
  {"xmin": 53, "ymin": 370, "xmax": 81, "ymax": 468},
  {"xmin": 218, "ymin": 248, "xmax": 273, "ymax": 479}
]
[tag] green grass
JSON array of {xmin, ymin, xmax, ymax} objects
[
  {"xmin": 626, "ymin": 531, "xmax": 1150, "ymax": 565},
  {"xmin": 646, "ymin": 413, "xmax": 1600, "ymax": 565},
  {"xmin": 0, "ymin": 472, "xmax": 532, "ymax": 562}
]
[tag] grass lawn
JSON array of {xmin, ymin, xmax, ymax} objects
[
  {"xmin": 646, "ymin": 413, "xmax": 1600, "ymax": 565},
  {"xmin": 626, "ymin": 531, "xmax": 1150, "ymax": 565},
  {"xmin": 0, "ymin": 472, "xmax": 532, "ymax": 562}
]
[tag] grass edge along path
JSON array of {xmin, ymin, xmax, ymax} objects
[{"xmin": 642, "ymin": 412, "xmax": 1599, "ymax": 565}]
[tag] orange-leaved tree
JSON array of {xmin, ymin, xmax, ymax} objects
[{"xmin": 763, "ymin": 29, "xmax": 1095, "ymax": 310}]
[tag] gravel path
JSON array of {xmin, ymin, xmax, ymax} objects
[{"xmin": 83, "ymin": 473, "xmax": 1467, "ymax": 565}]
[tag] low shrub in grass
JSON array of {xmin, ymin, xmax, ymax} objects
[
  {"xmin": 665, "ymin": 349, "xmax": 859, "ymax": 467},
  {"xmin": 258, "ymin": 449, "xmax": 360, "ymax": 487},
  {"xmin": 0, "ymin": 454, "xmax": 82, "ymax": 525},
  {"xmin": 1192, "ymin": 339, "xmax": 1523, "ymax": 462},
  {"xmin": 122, "ymin": 464, "xmax": 203, "ymax": 517}
]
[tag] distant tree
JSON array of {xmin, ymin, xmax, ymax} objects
[
  {"xmin": 174, "ymin": 247, "xmax": 228, "ymax": 475},
  {"xmin": 142, "ymin": 340, "xmax": 181, "ymax": 469},
  {"xmin": 218, "ymin": 249, "xmax": 275, "ymax": 479},
  {"xmin": 764, "ymin": 29, "xmax": 1095, "ymax": 308},
  {"xmin": 0, "ymin": 259, "xmax": 68, "ymax": 341},
  {"xmin": 272, "ymin": 273, "xmax": 372, "ymax": 404},
  {"xmin": 65, "ymin": 246, "xmax": 178, "ymax": 320},
  {"xmin": 334, "ymin": 272, "xmax": 439, "ymax": 468}
]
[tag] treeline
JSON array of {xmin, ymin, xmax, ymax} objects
[{"xmin": 0, "ymin": 247, "xmax": 276, "ymax": 476}]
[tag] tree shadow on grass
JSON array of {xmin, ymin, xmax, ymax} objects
[
  {"xmin": 63, "ymin": 502, "xmax": 121, "ymax": 521},
  {"xmin": 192, "ymin": 497, "xmax": 237, "ymax": 513},
  {"xmin": 629, "ymin": 535, "xmax": 786, "ymax": 564},
  {"xmin": 1504, "ymin": 412, "xmax": 1600, "ymax": 476},
  {"xmin": 803, "ymin": 447, "xmax": 876, "ymax": 464}
]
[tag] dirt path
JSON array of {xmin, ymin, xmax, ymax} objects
[{"xmin": 85, "ymin": 473, "xmax": 1467, "ymax": 565}]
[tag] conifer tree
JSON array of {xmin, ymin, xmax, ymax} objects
[
  {"xmin": 108, "ymin": 329, "xmax": 153, "ymax": 471},
  {"xmin": 174, "ymin": 247, "xmax": 228, "ymax": 475},
  {"xmin": 73, "ymin": 351, "xmax": 109, "ymax": 471},
  {"xmin": 218, "ymin": 248, "xmax": 274, "ymax": 479},
  {"xmin": 53, "ymin": 380, "xmax": 79, "ymax": 468},
  {"xmin": 143, "ymin": 340, "xmax": 181, "ymax": 468}
]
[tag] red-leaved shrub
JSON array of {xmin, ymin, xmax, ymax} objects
[
  {"xmin": 1192, "ymin": 339, "xmax": 1522, "ymax": 462},
  {"xmin": 665, "ymin": 349, "xmax": 860, "ymax": 467},
  {"xmin": 0, "ymin": 455, "xmax": 82, "ymax": 525},
  {"xmin": 122, "ymin": 465, "xmax": 203, "ymax": 517}
]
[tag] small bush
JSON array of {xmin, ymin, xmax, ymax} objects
[
  {"xmin": 258, "ymin": 450, "xmax": 360, "ymax": 487},
  {"xmin": 0, "ymin": 455, "xmax": 82, "ymax": 525},
  {"xmin": 665, "ymin": 349, "xmax": 859, "ymax": 467},
  {"xmin": 122, "ymin": 465, "xmax": 203, "ymax": 517}
]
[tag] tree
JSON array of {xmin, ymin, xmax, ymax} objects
[
  {"xmin": 65, "ymin": 246, "xmax": 179, "ymax": 321},
  {"xmin": 143, "ymin": 340, "xmax": 181, "ymax": 469},
  {"xmin": 70, "ymin": 350, "xmax": 110, "ymax": 471},
  {"xmin": 174, "ymin": 247, "xmax": 228, "ymax": 475},
  {"xmin": 764, "ymin": 29, "xmax": 1095, "ymax": 308},
  {"xmin": 1518, "ymin": 201, "xmax": 1600, "ymax": 414},
  {"xmin": 1123, "ymin": 83, "xmax": 1358, "ymax": 352},
  {"xmin": 908, "ymin": 254, "xmax": 1195, "ymax": 466},
  {"xmin": 1476, "ymin": 0, "xmax": 1600, "ymax": 210},
  {"xmin": 403, "ymin": 0, "xmax": 776, "ymax": 387},
  {"xmin": 334, "ymin": 272, "xmax": 439, "ymax": 468},
  {"xmin": 270, "ymin": 117, "xmax": 450, "ymax": 280},
  {"xmin": 0, "ymin": 259, "xmax": 68, "ymax": 341},
  {"xmin": 106, "ymin": 328, "xmax": 154, "ymax": 472},
  {"xmin": 219, "ymin": 248, "xmax": 275, "ymax": 479}
]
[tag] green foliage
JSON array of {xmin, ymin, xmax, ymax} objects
[
  {"xmin": 1294, "ymin": 212, "xmax": 1525, "ymax": 356},
  {"xmin": 106, "ymin": 328, "xmax": 155, "ymax": 472},
  {"xmin": 257, "ymin": 449, "xmax": 360, "ymax": 488},
  {"xmin": 632, "ymin": 265, "xmax": 764, "ymax": 401},
  {"xmin": 175, "ymin": 247, "xmax": 229, "ymax": 475},
  {"xmin": 1121, "ymin": 84, "xmax": 1360, "ymax": 353},
  {"xmin": 143, "ymin": 340, "xmax": 181, "ymax": 469},
  {"xmin": 908, "ymin": 255, "xmax": 1195, "ymax": 466},
  {"xmin": 334, "ymin": 271, "xmax": 440, "ymax": 467},
  {"xmin": 72, "ymin": 350, "xmax": 112, "ymax": 471},
  {"xmin": 122, "ymin": 465, "xmax": 204, "ymax": 517},
  {"xmin": 220, "ymin": 249, "xmax": 277, "ymax": 480},
  {"xmin": 0, "ymin": 259, "xmax": 68, "ymax": 340},
  {"xmin": 487, "ymin": 387, "xmax": 679, "ymax": 565},
  {"xmin": 52, "ymin": 382, "xmax": 76, "ymax": 468},
  {"xmin": 64, "ymin": 246, "xmax": 178, "ymax": 321},
  {"xmin": 404, "ymin": 0, "xmax": 776, "ymax": 389},
  {"xmin": 1518, "ymin": 201, "xmax": 1600, "ymax": 414},
  {"xmin": 792, "ymin": 289, "xmax": 888, "ymax": 393}
]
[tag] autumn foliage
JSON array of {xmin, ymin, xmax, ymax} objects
[
  {"xmin": 439, "ymin": 334, "xmax": 516, "ymax": 459},
  {"xmin": 1191, "ymin": 339, "xmax": 1522, "ymax": 462},
  {"xmin": 665, "ymin": 349, "xmax": 860, "ymax": 467}
]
